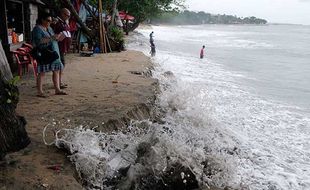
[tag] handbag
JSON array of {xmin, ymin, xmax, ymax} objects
[{"xmin": 31, "ymin": 45, "xmax": 59, "ymax": 65}]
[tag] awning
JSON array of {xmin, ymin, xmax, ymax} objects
[{"xmin": 118, "ymin": 11, "xmax": 135, "ymax": 21}]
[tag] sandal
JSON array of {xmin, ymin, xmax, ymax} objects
[
  {"xmin": 37, "ymin": 94, "xmax": 48, "ymax": 98},
  {"xmin": 60, "ymin": 85, "xmax": 67, "ymax": 89},
  {"xmin": 55, "ymin": 91, "xmax": 68, "ymax": 95},
  {"xmin": 61, "ymin": 83, "xmax": 68, "ymax": 87}
]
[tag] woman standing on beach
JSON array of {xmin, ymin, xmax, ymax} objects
[{"xmin": 32, "ymin": 12, "xmax": 67, "ymax": 97}]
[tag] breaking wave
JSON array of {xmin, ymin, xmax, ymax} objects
[{"xmin": 49, "ymin": 25, "xmax": 310, "ymax": 190}]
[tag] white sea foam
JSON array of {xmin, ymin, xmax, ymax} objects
[
  {"xmin": 53, "ymin": 25, "xmax": 310, "ymax": 190},
  {"xmin": 137, "ymin": 26, "xmax": 274, "ymax": 49},
  {"xmin": 130, "ymin": 26, "xmax": 310, "ymax": 189}
]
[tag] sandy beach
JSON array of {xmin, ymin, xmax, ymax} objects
[{"xmin": 0, "ymin": 50, "xmax": 157, "ymax": 189}]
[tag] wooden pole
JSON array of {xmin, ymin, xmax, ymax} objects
[
  {"xmin": 101, "ymin": 0, "xmax": 108, "ymax": 53},
  {"xmin": 111, "ymin": 0, "xmax": 118, "ymax": 26},
  {"xmin": 103, "ymin": 28, "xmax": 107, "ymax": 53},
  {"xmin": 106, "ymin": 33, "xmax": 112, "ymax": 52},
  {"xmin": 98, "ymin": 0, "xmax": 104, "ymax": 53}
]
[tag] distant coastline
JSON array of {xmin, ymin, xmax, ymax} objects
[
  {"xmin": 152, "ymin": 10, "xmax": 267, "ymax": 25},
  {"xmin": 268, "ymin": 22, "xmax": 308, "ymax": 26}
]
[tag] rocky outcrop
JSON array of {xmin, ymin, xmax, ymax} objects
[{"xmin": 0, "ymin": 43, "xmax": 30, "ymax": 159}]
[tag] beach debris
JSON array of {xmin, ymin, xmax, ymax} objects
[
  {"xmin": 42, "ymin": 183, "xmax": 49, "ymax": 188},
  {"xmin": 112, "ymin": 75, "xmax": 120, "ymax": 83},
  {"xmin": 130, "ymin": 71, "xmax": 142, "ymax": 75},
  {"xmin": 80, "ymin": 51, "xmax": 93, "ymax": 57},
  {"xmin": 47, "ymin": 164, "xmax": 62, "ymax": 172},
  {"xmin": 42, "ymin": 124, "xmax": 58, "ymax": 145}
]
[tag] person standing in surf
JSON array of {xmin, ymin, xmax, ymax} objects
[
  {"xmin": 149, "ymin": 31, "xmax": 156, "ymax": 56},
  {"xmin": 149, "ymin": 31, "xmax": 154, "ymax": 46},
  {"xmin": 200, "ymin": 45, "xmax": 205, "ymax": 59},
  {"xmin": 150, "ymin": 44, "xmax": 156, "ymax": 57}
]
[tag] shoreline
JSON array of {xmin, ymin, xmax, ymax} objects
[{"xmin": 0, "ymin": 50, "xmax": 158, "ymax": 189}]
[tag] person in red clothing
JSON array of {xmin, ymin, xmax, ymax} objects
[
  {"xmin": 52, "ymin": 8, "xmax": 71, "ymax": 89},
  {"xmin": 200, "ymin": 45, "xmax": 205, "ymax": 59}
]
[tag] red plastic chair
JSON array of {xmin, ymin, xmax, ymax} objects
[
  {"xmin": 20, "ymin": 43, "xmax": 38, "ymax": 77},
  {"xmin": 21, "ymin": 43, "xmax": 33, "ymax": 50},
  {"xmin": 11, "ymin": 43, "xmax": 37, "ymax": 78},
  {"xmin": 12, "ymin": 50, "xmax": 31, "ymax": 77}
]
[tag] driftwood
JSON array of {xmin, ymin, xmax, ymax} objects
[{"xmin": 0, "ymin": 43, "xmax": 30, "ymax": 159}]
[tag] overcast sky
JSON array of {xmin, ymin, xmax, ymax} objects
[{"xmin": 186, "ymin": 0, "xmax": 310, "ymax": 25}]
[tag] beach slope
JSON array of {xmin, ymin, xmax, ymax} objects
[{"xmin": 0, "ymin": 50, "xmax": 157, "ymax": 189}]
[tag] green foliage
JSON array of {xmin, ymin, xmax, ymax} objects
[
  {"xmin": 118, "ymin": 0, "xmax": 184, "ymax": 21},
  {"xmin": 108, "ymin": 26, "xmax": 124, "ymax": 43},
  {"xmin": 152, "ymin": 10, "xmax": 268, "ymax": 25},
  {"xmin": 10, "ymin": 76, "xmax": 20, "ymax": 86},
  {"xmin": 88, "ymin": 0, "xmax": 98, "ymax": 7},
  {"xmin": 91, "ymin": 0, "xmax": 184, "ymax": 21},
  {"xmin": 4, "ymin": 76, "xmax": 20, "ymax": 105}
]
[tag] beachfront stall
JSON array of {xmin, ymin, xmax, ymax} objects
[{"xmin": 0, "ymin": 0, "xmax": 45, "ymax": 72}]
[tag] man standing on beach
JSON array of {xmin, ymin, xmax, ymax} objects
[
  {"xmin": 53, "ymin": 8, "xmax": 71, "ymax": 89},
  {"xmin": 200, "ymin": 45, "xmax": 205, "ymax": 59},
  {"xmin": 149, "ymin": 31, "xmax": 154, "ymax": 46}
]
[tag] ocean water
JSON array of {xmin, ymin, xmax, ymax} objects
[
  {"xmin": 128, "ymin": 25, "xmax": 310, "ymax": 189},
  {"xmin": 54, "ymin": 24, "xmax": 310, "ymax": 190}
]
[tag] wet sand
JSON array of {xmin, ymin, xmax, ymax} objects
[{"xmin": 0, "ymin": 51, "xmax": 157, "ymax": 189}]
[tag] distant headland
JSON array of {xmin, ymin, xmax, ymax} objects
[{"xmin": 152, "ymin": 10, "xmax": 268, "ymax": 25}]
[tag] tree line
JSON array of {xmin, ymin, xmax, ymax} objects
[
  {"xmin": 152, "ymin": 10, "xmax": 268, "ymax": 25},
  {"xmin": 47, "ymin": 0, "xmax": 185, "ymax": 31}
]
